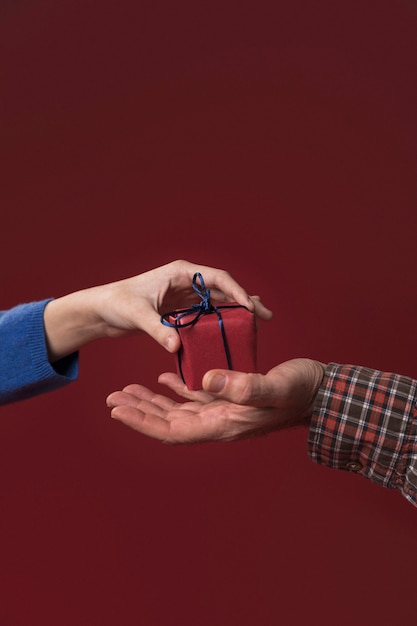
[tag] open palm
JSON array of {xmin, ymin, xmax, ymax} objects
[{"xmin": 106, "ymin": 359, "xmax": 325, "ymax": 444}]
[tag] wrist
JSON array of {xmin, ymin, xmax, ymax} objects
[
  {"xmin": 43, "ymin": 290, "xmax": 106, "ymax": 362},
  {"xmin": 304, "ymin": 360, "xmax": 326, "ymax": 421}
]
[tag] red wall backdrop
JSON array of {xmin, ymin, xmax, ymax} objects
[{"xmin": 1, "ymin": 1, "xmax": 416, "ymax": 624}]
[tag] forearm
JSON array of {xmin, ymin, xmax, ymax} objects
[
  {"xmin": 308, "ymin": 363, "xmax": 417, "ymax": 506},
  {"xmin": 43, "ymin": 288, "xmax": 111, "ymax": 362}
]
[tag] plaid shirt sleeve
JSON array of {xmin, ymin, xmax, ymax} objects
[{"xmin": 308, "ymin": 363, "xmax": 417, "ymax": 507}]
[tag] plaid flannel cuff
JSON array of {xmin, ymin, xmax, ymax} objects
[{"xmin": 308, "ymin": 363, "xmax": 417, "ymax": 506}]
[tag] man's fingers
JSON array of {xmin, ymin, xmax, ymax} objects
[
  {"xmin": 108, "ymin": 398, "xmax": 217, "ymax": 444},
  {"xmin": 158, "ymin": 372, "xmax": 214, "ymax": 402},
  {"xmin": 109, "ymin": 404, "xmax": 174, "ymax": 441},
  {"xmin": 107, "ymin": 385, "xmax": 177, "ymax": 412}
]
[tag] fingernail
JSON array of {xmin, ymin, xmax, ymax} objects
[
  {"xmin": 207, "ymin": 373, "xmax": 226, "ymax": 393},
  {"xmin": 166, "ymin": 334, "xmax": 177, "ymax": 352}
]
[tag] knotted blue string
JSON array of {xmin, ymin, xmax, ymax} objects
[
  {"xmin": 160, "ymin": 272, "xmax": 247, "ymax": 382},
  {"xmin": 161, "ymin": 272, "xmax": 217, "ymax": 328}
]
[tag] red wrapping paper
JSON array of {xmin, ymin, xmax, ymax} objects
[{"xmin": 170, "ymin": 303, "xmax": 257, "ymax": 390}]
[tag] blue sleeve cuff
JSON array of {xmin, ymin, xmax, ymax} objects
[{"xmin": 0, "ymin": 299, "xmax": 79, "ymax": 405}]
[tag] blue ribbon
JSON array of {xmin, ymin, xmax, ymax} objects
[{"xmin": 160, "ymin": 272, "xmax": 247, "ymax": 382}]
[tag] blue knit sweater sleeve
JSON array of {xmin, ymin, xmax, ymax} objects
[{"xmin": 0, "ymin": 299, "xmax": 79, "ymax": 405}]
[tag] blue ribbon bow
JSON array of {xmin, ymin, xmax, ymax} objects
[{"xmin": 160, "ymin": 272, "xmax": 247, "ymax": 382}]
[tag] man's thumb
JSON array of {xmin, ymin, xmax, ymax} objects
[{"xmin": 203, "ymin": 370, "xmax": 272, "ymax": 406}]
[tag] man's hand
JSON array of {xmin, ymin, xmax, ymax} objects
[{"xmin": 106, "ymin": 359, "xmax": 325, "ymax": 444}]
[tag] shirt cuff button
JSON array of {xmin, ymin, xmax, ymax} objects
[{"xmin": 345, "ymin": 461, "xmax": 362, "ymax": 472}]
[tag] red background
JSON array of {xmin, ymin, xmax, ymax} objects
[{"xmin": 1, "ymin": 1, "xmax": 416, "ymax": 624}]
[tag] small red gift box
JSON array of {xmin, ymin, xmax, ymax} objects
[
  {"xmin": 161, "ymin": 272, "xmax": 257, "ymax": 390},
  {"xmin": 161, "ymin": 272, "xmax": 256, "ymax": 390},
  {"xmin": 168, "ymin": 304, "xmax": 257, "ymax": 390}
]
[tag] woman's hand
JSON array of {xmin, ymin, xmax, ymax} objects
[{"xmin": 43, "ymin": 260, "xmax": 273, "ymax": 361}]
